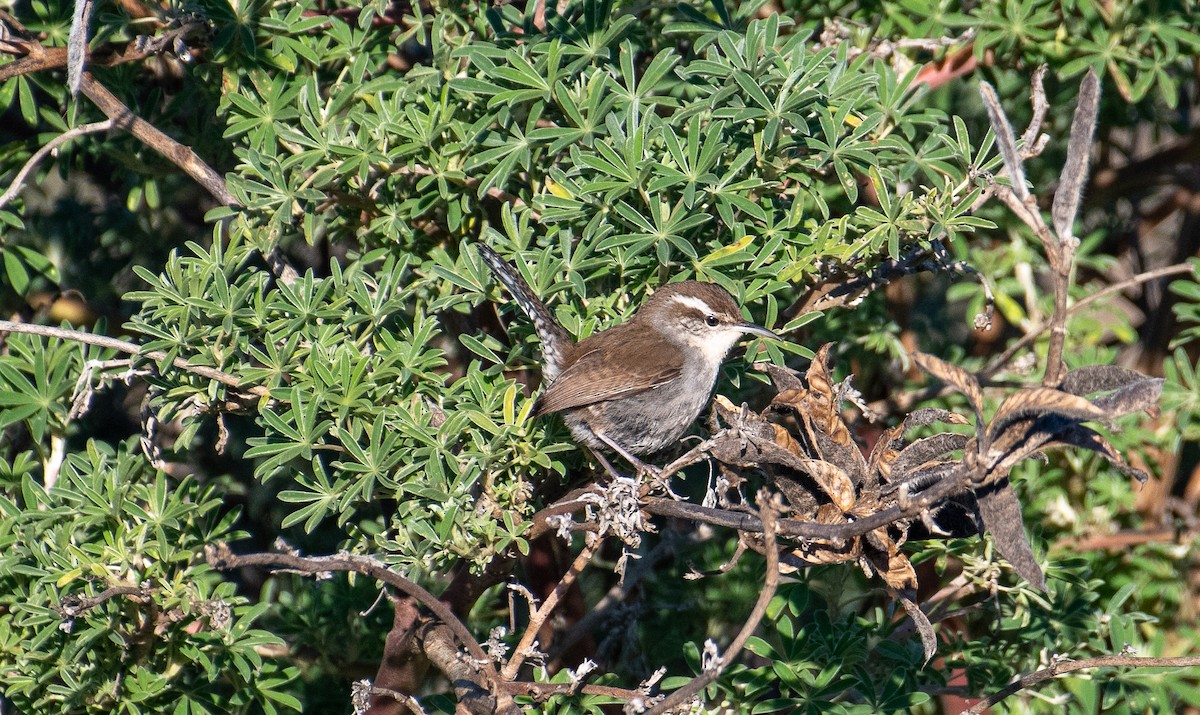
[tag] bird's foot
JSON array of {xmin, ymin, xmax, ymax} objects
[{"xmin": 591, "ymin": 433, "xmax": 683, "ymax": 498}]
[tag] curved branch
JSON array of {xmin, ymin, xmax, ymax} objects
[
  {"xmin": 79, "ymin": 73, "xmax": 234, "ymax": 206},
  {"xmin": 646, "ymin": 491, "xmax": 782, "ymax": 714},
  {"xmin": 55, "ymin": 584, "xmax": 153, "ymax": 617},
  {"xmin": 0, "ymin": 120, "xmax": 113, "ymax": 210},
  {"xmin": 962, "ymin": 654, "xmax": 1200, "ymax": 715},
  {"xmin": 0, "ymin": 318, "xmax": 268, "ymax": 397},
  {"xmin": 501, "ymin": 537, "xmax": 602, "ymax": 680},
  {"xmin": 204, "ymin": 545, "xmax": 495, "ymax": 670}
]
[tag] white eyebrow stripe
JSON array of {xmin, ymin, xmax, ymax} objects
[{"xmin": 670, "ymin": 295, "xmax": 716, "ymax": 315}]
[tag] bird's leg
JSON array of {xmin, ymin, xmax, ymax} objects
[
  {"xmin": 595, "ymin": 433, "xmax": 658, "ymax": 478},
  {"xmin": 593, "ymin": 433, "xmax": 684, "ymax": 500},
  {"xmin": 587, "ymin": 445, "xmax": 627, "ymax": 481}
]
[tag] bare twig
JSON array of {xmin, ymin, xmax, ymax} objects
[
  {"xmin": 546, "ymin": 537, "xmax": 683, "ymax": 662},
  {"xmin": 79, "ymin": 73, "xmax": 234, "ymax": 205},
  {"xmin": 0, "ymin": 22, "xmax": 208, "ymax": 83},
  {"xmin": 500, "ymin": 681, "xmax": 644, "ymax": 699},
  {"xmin": 205, "ymin": 545, "xmax": 495, "ymax": 671},
  {"xmin": 0, "ymin": 120, "xmax": 114, "ymax": 210},
  {"xmin": 0, "ymin": 318, "xmax": 268, "ymax": 397},
  {"xmin": 983, "ymin": 71, "xmax": 1104, "ymax": 387},
  {"xmin": 355, "ymin": 681, "xmax": 429, "ymax": 715},
  {"xmin": 54, "ymin": 584, "xmax": 153, "ymax": 617},
  {"xmin": 528, "ymin": 486, "xmax": 604, "ymax": 541},
  {"xmin": 0, "ymin": 35, "xmax": 293, "ymax": 288},
  {"xmin": 501, "ymin": 538, "xmax": 602, "ymax": 679},
  {"xmin": 980, "ymin": 262, "xmax": 1196, "ymax": 379},
  {"xmin": 786, "ymin": 240, "xmax": 992, "ymax": 324},
  {"xmin": 0, "ymin": 8, "xmax": 31, "ymax": 37},
  {"xmin": 646, "ymin": 491, "xmax": 782, "ymax": 714},
  {"xmin": 961, "ymin": 654, "xmax": 1200, "ymax": 715}
]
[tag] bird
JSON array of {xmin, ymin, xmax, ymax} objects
[{"xmin": 476, "ymin": 244, "xmax": 779, "ymax": 476}]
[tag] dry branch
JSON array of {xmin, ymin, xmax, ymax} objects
[
  {"xmin": 501, "ymin": 538, "xmax": 602, "ymax": 679},
  {"xmin": 645, "ymin": 491, "xmax": 783, "ymax": 714},
  {"xmin": 0, "ymin": 319, "xmax": 267, "ymax": 398},
  {"xmin": 981, "ymin": 261, "xmax": 1197, "ymax": 379},
  {"xmin": 79, "ymin": 73, "xmax": 234, "ymax": 205},
  {"xmin": 0, "ymin": 120, "xmax": 114, "ymax": 210},
  {"xmin": 961, "ymin": 654, "xmax": 1200, "ymax": 714},
  {"xmin": 205, "ymin": 545, "xmax": 494, "ymax": 669}
]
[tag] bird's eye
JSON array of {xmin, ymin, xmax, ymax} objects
[{"xmin": 705, "ymin": 314, "xmax": 719, "ymax": 327}]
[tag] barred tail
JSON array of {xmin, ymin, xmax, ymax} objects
[{"xmin": 476, "ymin": 244, "xmax": 572, "ymax": 380}]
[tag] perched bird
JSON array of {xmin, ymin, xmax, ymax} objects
[{"xmin": 477, "ymin": 244, "xmax": 779, "ymax": 475}]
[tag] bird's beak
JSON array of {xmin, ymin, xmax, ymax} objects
[{"xmin": 738, "ymin": 321, "xmax": 782, "ymax": 341}]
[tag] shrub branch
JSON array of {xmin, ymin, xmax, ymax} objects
[{"xmin": 962, "ymin": 655, "xmax": 1200, "ymax": 714}]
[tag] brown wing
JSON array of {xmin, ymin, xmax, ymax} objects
[{"xmin": 534, "ymin": 330, "xmax": 683, "ymax": 416}]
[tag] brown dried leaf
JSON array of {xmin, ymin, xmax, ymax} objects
[
  {"xmin": 871, "ymin": 435, "xmax": 903, "ymax": 482},
  {"xmin": 769, "ymin": 345, "xmax": 868, "ymax": 482},
  {"xmin": 986, "ymin": 415, "xmax": 1054, "ymax": 481},
  {"xmin": 710, "ymin": 393, "xmax": 739, "ymax": 410},
  {"xmin": 906, "ymin": 407, "xmax": 972, "ymax": 428},
  {"xmin": 890, "ymin": 433, "xmax": 971, "ymax": 480},
  {"xmin": 912, "ymin": 352, "xmax": 984, "ymax": 422},
  {"xmin": 871, "ymin": 530, "xmax": 918, "ymax": 591},
  {"xmin": 771, "ymin": 388, "xmax": 809, "ymax": 413},
  {"xmin": 757, "ymin": 362, "xmax": 806, "ymax": 392},
  {"xmin": 989, "ymin": 387, "xmax": 1107, "ymax": 439},
  {"xmin": 804, "ymin": 344, "xmax": 854, "ymax": 450},
  {"xmin": 975, "ymin": 480, "xmax": 1046, "ymax": 591},
  {"xmin": 869, "ymin": 409, "xmax": 970, "ymax": 482},
  {"xmin": 798, "ymin": 456, "xmax": 857, "ymax": 511},
  {"xmin": 771, "ymin": 423, "xmax": 806, "ymax": 456},
  {"xmin": 1090, "ymin": 378, "xmax": 1163, "ymax": 418},
  {"xmin": 1045, "ymin": 424, "xmax": 1150, "ymax": 484},
  {"xmin": 786, "ymin": 542, "xmax": 860, "ymax": 567},
  {"xmin": 1060, "ymin": 365, "xmax": 1148, "ymax": 396},
  {"xmin": 787, "ymin": 504, "xmax": 861, "ymax": 565},
  {"xmin": 889, "ymin": 461, "xmax": 961, "ymax": 496},
  {"xmin": 897, "ymin": 592, "xmax": 938, "ymax": 663},
  {"xmin": 763, "ymin": 424, "xmax": 857, "ymax": 510}
]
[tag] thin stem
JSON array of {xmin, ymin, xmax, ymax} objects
[
  {"xmin": 0, "ymin": 120, "xmax": 114, "ymax": 210},
  {"xmin": 980, "ymin": 262, "xmax": 1196, "ymax": 379},
  {"xmin": 645, "ymin": 491, "xmax": 782, "ymax": 714},
  {"xmin": 501, "ymin": 538, "xmax": 601, "ymax": 680},
  {"xmin": 0, "ymin": 319, "xmax": 268, "ymax": 397},
  {"xmin": 205, "ymin": 545, "xmax": 495, "ymax": 672},
  {"xmin": 961, "ymin": 655, "xmax": 1200, "ymax": 715}
]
